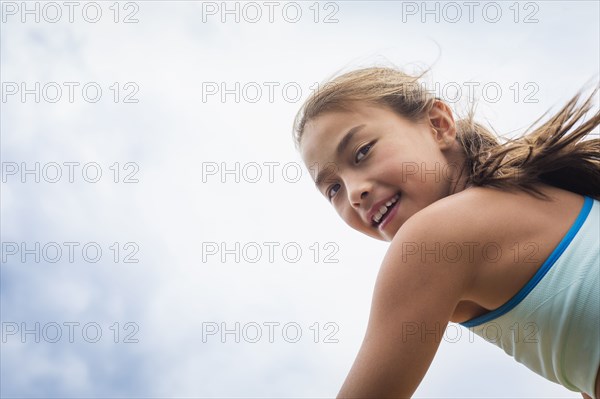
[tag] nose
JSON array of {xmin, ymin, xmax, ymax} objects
[{"xmin": 347, "ymin": 178, "xmax": 370, "ymax": 208}]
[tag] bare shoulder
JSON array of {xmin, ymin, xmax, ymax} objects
[
  {"xmin": 377, "ymin": 188, "xmax": 499, "ymax": 304},
  {"xmin": 392, "ymin": 186, "xmax": 512, "ymax": 253},
  {"xmin": 388, "ymin": 183, "xmax": 587, "ymax": 312},
  {"xmin": 398, "ymin": 183, "xmax": 585, "ymax": 246}
]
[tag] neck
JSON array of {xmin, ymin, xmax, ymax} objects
[{"xmin": 446, "ymin": 146, "xmax": 471, "ymax": 196}]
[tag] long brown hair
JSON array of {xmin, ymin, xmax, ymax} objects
[{"xmin": 293, "ymin": 67, "xmax": 600, "ymax": 200}]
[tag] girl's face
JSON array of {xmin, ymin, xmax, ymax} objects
[{"xmin": 300, "ymin": 101, "xmax": 462, "ymax": 242}]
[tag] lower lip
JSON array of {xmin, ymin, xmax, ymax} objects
[{"xmin": 379, "ymin": 197, "xmax": 400, "ymax": 231}]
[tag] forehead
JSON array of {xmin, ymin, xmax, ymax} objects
[{"xmin": 300, "ymin": 102, "xmax": 392, "ymax": 168}]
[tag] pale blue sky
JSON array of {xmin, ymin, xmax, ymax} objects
[{"xmin": 1, "ymin": 1, "xmax": 598, "ymax": 397}]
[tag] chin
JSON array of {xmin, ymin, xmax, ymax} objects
[
  {"xmin": 381, "ymin": 235, "xmax": 394, "ymax": 243},
  {"xmin": 384, "ymin": 216, "xmax": 405, "ymax": 239},
  {"xmin": 382, "ymin": 229, "xmax": 399, "ymax": 243},
  {"xmin": 371, "ymin": 224, "xmax": 399, "ymax": 242},
  {"xmin": 358, "ymin": 227, "xmax": 384, "ymax": 242},
  {"xmin": 352, "ymin": 221, "xmax": 398, "ymax": 242}
]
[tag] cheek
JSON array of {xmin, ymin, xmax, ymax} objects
[
  {"xmin": 338, "ymin": 204, "xmax": 364, "ymax": 228},
  {"xmin": 376, "ymin": 145, "xmax": 400, "ymax": 161},
  {"xmin": 371, "ymin": 160, "xmax": 406, "ymax": 184},
  {"xmin": 373, "ymin": 147, "xmax": 419, "ymax": 176},
  {"xmin": 337, "ymin": 203, "xmax": 353, "ymax": 221}
]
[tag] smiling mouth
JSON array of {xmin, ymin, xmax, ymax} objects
[{"xmin": 371, "ymin": 193, "xmax": 400, "ymax": 228}]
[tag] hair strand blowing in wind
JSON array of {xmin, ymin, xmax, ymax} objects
[
  {"xmin": 293, "ymin": 67, "xmax": 600, "ymax": 201},
  {"xmin": 465, "ymin": 86, "xmax": 600, "ymax": 200}
]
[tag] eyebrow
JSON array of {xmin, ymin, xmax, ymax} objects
[{"xmin": 314, "ymin": 124, "xmax": 366, "ymax": 188}]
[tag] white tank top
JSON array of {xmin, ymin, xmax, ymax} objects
[{"xmin": 459, "ymin": 195, "xmax": 600, "ymax": 398}]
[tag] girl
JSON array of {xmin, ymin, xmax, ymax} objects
[{"xmin": 293, "ymin": 67, "xmax": 599, "ymax": 398}]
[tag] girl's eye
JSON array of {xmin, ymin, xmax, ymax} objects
[
  {"xmin": 327, "ymin": 183, "xmax": 341, "ymax": 200},
  {"xmin": 355, "ymin": 143, "xmax": 373, "ymax": 162}
]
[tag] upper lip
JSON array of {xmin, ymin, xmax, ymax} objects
[{"xmin": 366, "ymin": 193, "xmax": 399, "ymax": 227}]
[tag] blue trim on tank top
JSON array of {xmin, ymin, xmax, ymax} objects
[{"xmin": 459, "ymin": 196, "xmax": 594, "ymax": 328}]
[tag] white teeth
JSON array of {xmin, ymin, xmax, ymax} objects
[{"xmin": 372, "ymin": 194, "xmax": 400, "ymax": 224}]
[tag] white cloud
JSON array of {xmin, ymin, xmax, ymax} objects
[{"xmin": 1, "ymin": 1, "xmax": 597, "ymax": 397}]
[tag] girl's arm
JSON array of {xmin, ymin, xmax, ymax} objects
[{"xmin": 337, "ymin": 208, "xmax": 477, "ymax": 398}]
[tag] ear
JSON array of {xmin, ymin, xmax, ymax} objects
[{"xmin": 428, "ymin": 100, "xmax": 456, "ymax": 150}]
